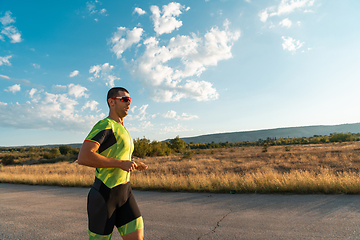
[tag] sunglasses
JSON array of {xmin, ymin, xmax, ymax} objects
[{"xmin": 111, "ymin": 96, "xmax": 131, "ymax": 103}]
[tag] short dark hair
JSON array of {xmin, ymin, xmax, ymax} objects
[{"xmin": 107, "ymin": 87, "xmax": 129, "ymax": 107}]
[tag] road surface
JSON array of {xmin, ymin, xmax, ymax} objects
[{"xmin": 1, "ymin": 183, "xmax": 359, "ymax": 239}]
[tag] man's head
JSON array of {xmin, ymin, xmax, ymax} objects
[
  {"xmin": 107, "ymin": 87, "xmax": 129, "ymax": 107},
  {"xmin": 107, "ymin": 87, "xmax": 131, "ymax": 120}
]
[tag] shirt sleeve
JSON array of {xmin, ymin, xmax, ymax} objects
[{"xmin": 85, "ymin": 120, "xmax": 117, "ymax": 154}]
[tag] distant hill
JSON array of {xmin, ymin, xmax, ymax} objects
[
  {"xmin": 180, "ymin": 122, "xmax": 360, "ymax": 144},
  {"xmin": 4, "ymin": 122, "xmax": 360, "ymax": 148}
]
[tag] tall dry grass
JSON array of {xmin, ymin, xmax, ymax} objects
[
  {"xmin": 1, "ymin": 142, "xmax": 360, "ymax": 193},
  {"xmin": 0, "ymin": 162, "xmax": 94, "ymax": 187}
]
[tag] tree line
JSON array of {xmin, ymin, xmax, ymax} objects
[
  {"xmin": 188, "ymin": 132, "xmax": 360, "ymax": 149},
  {"xmin": 133, "ymin": 132, "xmax": 360, "ymax": 157},
  {"xmin": 0, "ymin": 145, "xmax": 79, "ymax": 166},
  {"xmin": 1, "ymin": 133, "xmax": 359, "ymax": 166}
]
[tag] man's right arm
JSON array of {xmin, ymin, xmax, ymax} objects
[{"xmin": 77, "ymin": 140, "xmax": 137, "ymax": 172}]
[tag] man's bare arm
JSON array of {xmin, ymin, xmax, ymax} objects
[{"xmin": 77, "ymin": 141, "xmax": 137, "ymax": 172}]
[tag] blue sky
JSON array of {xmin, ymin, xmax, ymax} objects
[{"xmin": 1, "ymin": 0, "xmax": 359, "ymax": 147}]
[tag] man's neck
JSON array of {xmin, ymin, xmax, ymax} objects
[{"xmin": 108, "ymin": 113, "xmax": 124, "ymax": 125}]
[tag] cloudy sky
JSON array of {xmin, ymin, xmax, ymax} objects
[{"xmin": 1, "ymin": 0, "xmax": 359, "ymax": 146}]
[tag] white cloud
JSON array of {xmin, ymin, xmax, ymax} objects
[
  {"xmin": 0, "ymin": 11, "xmax": 15, "ymax": 25},
  {"xmin": 86, "ymin": 1, "xmax": 108, "ymax": 19},
  {"xmin": 126, "ymin": 104, "xmax": 152, "ymax": 132},
  {"xmin": 282, "ymin": 36, "xmax": 304, "ymax": 52},
  {"xmin": 52, "ymin": 84, "xmax": 67, "ymax": 92},
  {"xmin": 279, "ymin": 18, "xmax": 292, "ymax": 28},
  {"xmin": 0, "ymin": 11, "xmax": 22, "ymax": 43},
  {"xmin": 127, "ymin": 120, "xmax": 154, "ymax": 132},
  {"xmin": 87, "ymin": 2, "xmax": 96, "ymax": 14},
  {"xmin": 109, "ymin": 27, "xmax": 144, "ymax": 59},
  {"xmin": 5, "ymin": 84, "xmax": 21, "ymax": 93},
  {"xmin": 0, "ymin": 92, "xmax": 105, "ymax": 132},
  {"xmin": 179, "ymin": 113, "xmax": 198, "ymax": 120},
  {"xmin": 88, "ymin": 63, "xmax": 119, "ymax": 87},
  {"xmin": 1, "ymin": 25, "xmax": 22, "ymax": 43},
  {"xmin": 133, "ymin": 7, "xmax": 146, "ymax": 15},
  {"xmin": 260, "ymin": 0, "xmax": 315, "ymax": 22},
  {"xmin": 126, "ymin": 19, "xmax": 239, "ymax": 102},
  {"xmin": 150, "ymin": 2, "xmax": 187, "ymax": 35},
  {"xmin": 304, "ymin": 9, "xmax": 314, "ymax": 13},
  {"xmin": 140, "ymin": 121, "xmax": 153, "ymax": 128},
  {"xmin": 82, "ymin": 100, "xmax": 99, "ymax": 111},
  {"xmin": 158, "ymin": 124, "xmax": 191, "ymax": 134},
  {"xmin": 137, "ymin": 104, "xmax": 148, "ymax": 121},
  {"xmin": 99, "ymin": 9, "xmax": 107, "ymax": 15},
  {"xmin": 32, "ymin": 63, "xmax": 40, "ymax": 69},
  {"xmin": 259, "ymin": 9, "xmax": 270, "ymax": 22},
  {"xmin": 273, "ymin": 0, "xmax": 315, "ymax": 16},
  {"xmin": 29, "ymin": 88, "xmax": 37, "ymax": 98},
  {"xmin": 0, "ymin": 55, "xmax": 12, "ymax": 66},
  {"xmin": 0, "ymin": 74, "xmax": 10, "ymax": 79},
  {"xmin": 68, "ymin": 83, "xmax": 89, "ymax": 98},
  {"xmin": 28, "ymin": 88, "xmax": 43, "ymax": 103},
  {"xmin": 297, "ymin": 21, "xmax": 302, "ymax": 26},
  {"xmin": 163, "ymin": 110, "xmax": 177, "ymax": 118},
  {"xmin": 181, "ymin": 80, "xmax": 219, "ymax": 101},
  {"xmin": 163, "ymin": 110, "xmax": 198, "ymax": 120},
  {"xmin": 127, "ymin": 104, "xmax": 149, "ymax": 121},
  {"xmin": 130, "ymin": 106, "xmax": 137, "ymax": 113},
  {"xmin": 69, "ymin": 70, "xmax": 79, "ymax": 77}
]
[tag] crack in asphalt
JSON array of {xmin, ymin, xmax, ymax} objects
[{"xmin": 197, "ymin": 208, "xmax": 232, "ymax": 239}]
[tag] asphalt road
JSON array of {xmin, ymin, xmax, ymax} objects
[{"xmin": 1, "ymin": 183, "xmax": 360, "ymax": 239}]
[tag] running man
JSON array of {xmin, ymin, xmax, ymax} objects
[{"xmin": 78, "ymin": 87, "xmax": 147, "ymax": 240}]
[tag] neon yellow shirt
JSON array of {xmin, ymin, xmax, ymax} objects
[{"xmin": 85, "ymin": 117, "xmax": 134, "ymax": 188}]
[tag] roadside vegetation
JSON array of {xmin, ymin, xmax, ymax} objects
[{"xmin": 1, "ymin": 133, "xmax": 360, "ymax": 194}]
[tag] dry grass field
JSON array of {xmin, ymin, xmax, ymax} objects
[{"xmin": 1, "ymin": 141, "xmax": 360, "ymax": 194}]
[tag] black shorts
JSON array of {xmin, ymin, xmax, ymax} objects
[{"xmin": 87, "ymin": 178, "xmax": 143, "ymax": 237}]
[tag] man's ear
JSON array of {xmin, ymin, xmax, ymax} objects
[{"xmin": 108, "ymin": 98, "xmax": 114, "ymax": 107}]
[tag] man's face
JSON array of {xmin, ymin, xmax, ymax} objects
[{"xmin": 112, "ymin": 90, "xmax": 131, "ymax": 118}]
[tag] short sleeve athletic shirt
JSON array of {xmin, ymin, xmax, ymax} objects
[{"xmin": 85, "ymin": 117, "xmax": 134, "ymax": 189}]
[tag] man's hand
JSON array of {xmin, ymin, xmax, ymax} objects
[
  {"xmin": 134, "ymin": 161, "xmax": 148, "ymax": 171},
  {"xmin": 120, "ymin": 160, "xmax": 138, "ymax": 172}
]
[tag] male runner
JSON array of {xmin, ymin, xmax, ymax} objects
[{"xmin": 78, "ymin": 87, "xmax": 147, "ymax": 240}]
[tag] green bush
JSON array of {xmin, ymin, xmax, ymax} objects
[
  {"xmin": 262, "ymin": 144, "xmax": 268, "ymax": 152},
  {"xmin": 182, "ymin": 150, "xmax": 194, "ymax": 159},
  {"xmin": 133, "ymin": 138, "xmax": 172, "ymax": 158},
  {"xmin": 59, "ymin": 145, "xmax": 79, "ymax": 156},
  {"xmin": 133, "ymin": 138, "xmax": 152, "ymax": 158},
  {"xmin": 329, "ymin": 133, "xmax": 356, "ymax": 143},
  {"xmin": 149, "ymin": 141, "xmax": 171, "ymax": 157},
  {"xmin": 1, "ymin": 155, "xmax": 15, "ymax": 166},
  {"xmin": 169, "ymin": 136, "xmax": 186, "ymax": 153},
  {"xmin": 42, "ymin": 148, "xmax": 61, "ymax": 159}
]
